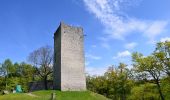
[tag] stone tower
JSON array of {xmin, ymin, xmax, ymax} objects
[{"xmin": 53, "ymin": 22, "xmax": 86, "ymax": 91}]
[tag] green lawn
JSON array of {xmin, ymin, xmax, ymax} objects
[{"xmin": 0, "ymin": 90, "xmax": 109, "ymax": 100}]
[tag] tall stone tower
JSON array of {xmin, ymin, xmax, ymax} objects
[{"xmin": 53, "ymin": 22, "xmax": 86, "ymax": 91}]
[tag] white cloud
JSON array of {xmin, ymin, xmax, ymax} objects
[
  {"xmin": 83, "ymin": 0, "xmax": 168, "ymax": 41},
  {"xmin": 113, "ymin": 50, "xmax": 131, "ymax": 59},
  {"xmin": 98, "ymin": 37, "xmax": 111, "ymax": 49},
  {"xmin": 125, "ymin": 42, "xmax": 137, "ymax": 49},
  {"xmin": 85, "ymin": 54, "xmax": 102, "ymax": 60},
  {"xmin": 117, "ymin": 50, "xmax": 131, "ymax": 57},
  {"xmin": 86, "ymin": 66, "xmax": 108, "ymax": 76},
  {"xmin": 85, "ymin": 61, "xmax": 90, "ymax": 66},
  {"xmin": 101, "ymin": 42, "xmax": 110, "ymax": 49},
  {"xmin": 160, "ymin": 37, "xmax": 170, "ymax": 42},
  {"xmin": 91, "ymin": 45, "xmax": 97, "ymax": 48},
  {"xmin": 144, "ymin": 21, "xmax": 168, "ymax": 39}
]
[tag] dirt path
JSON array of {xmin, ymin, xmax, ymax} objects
[{"xmin": 26, "ymin": 93, "xmax": 39, "ymax": 97}]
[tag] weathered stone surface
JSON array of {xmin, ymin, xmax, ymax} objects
[{"xmin": 53, "ymin": 22, "xmax": 86, "ymax": 91}]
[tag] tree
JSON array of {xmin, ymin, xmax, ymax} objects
[
  {"xmin": 28, "ymin": 45, "xmax": 53, "ymax": 90},
  {"xmin": 132, "ymin": 52, "xmax": 165, "ymax": 100},
  {"xmin": 102, "ymin": 64, "xmax": 133, "ymax": 100},
  {"xmin": 129, "ymin": 83, "xmax": 159, "ymax": 100},
  {"xmin": 2, "ymin": 59, "xmax": 13, "ymax": 76},
  {"xmin": 0, "ymin": 59, "xmax": 13, "ymax": 90},
  {"xmin": 154, "ymin": 41, "xmax": 170, "ymax": 77},
  {"xmin": 118, "ymin": 63, "xmax": 127, "ymax": 74},
  {"xmin": 0, "ymin": 63, "xmax": 6, "ymax": 77},
  {"xmin": 117, "ymin": 63, "xmax": 129, "ymax": 100},
  {"xmin": 16, "ymin": 62, "xmax": 35, "ymax": 92},
  {"xmin": 0, "ymin": 60, "xmax": 35, "ymax": 92}
]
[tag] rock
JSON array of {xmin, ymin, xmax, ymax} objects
[{"xmin": 3, "ymin": 90, "xmax": 9, "ymax": 95}]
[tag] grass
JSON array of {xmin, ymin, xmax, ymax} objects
[{"xmin": 0, "ymin": 90, "xmax": 109, "ymax": 100}]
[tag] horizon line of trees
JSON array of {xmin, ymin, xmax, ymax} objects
[
  {"xmin": 87, "ymin": 41, "xmax": 170, "ymax": 100},
  {"xmin": 0, "ymin": 60, "xmax": 35, "ymax": 92},
  {"xmin": 0, "ymin": 45, "xmax": 53, "ymax": 92}
]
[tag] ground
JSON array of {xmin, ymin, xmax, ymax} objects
[{"xmin": 0, "ymin": 90, "xmax": 109, "ymax": 100}]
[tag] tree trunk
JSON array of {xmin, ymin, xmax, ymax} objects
[
  {"xmin": 5, "ymin": 76, "xmax": 7, "ymax": 90},
  {"xmin": 121, "ymin": 88, "xmax": 126, "ymax": 100},
  {"xmin": 123, "ymin": 89, "xmax": 126, "ymax": 100},
  {"xmin": 44, "ymin": 76, "xmax": 48, "ymax": 90},
  {"xmin": 166, "ymin": 71, "xmax": 170, "ymax": 77},
  {"xmin": 156, "ymin": 80, "xmax": 164, "ymax": 100}
]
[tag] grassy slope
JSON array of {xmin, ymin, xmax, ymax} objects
[{"xmin": 0, "ymin": 90, "xmax": 109, "ymax": 100}]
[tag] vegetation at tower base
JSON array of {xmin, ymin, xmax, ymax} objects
[
  {"xmin": 0, "ymin": 90, "xmax": 109, "ymax": 100},
  {"xmin": 0, "ymin": 42, "xmax": 170, "ymax": 100}
]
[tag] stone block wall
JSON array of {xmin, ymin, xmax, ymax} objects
[
  {"xmin": 28, "ymin": 81, "xmax": 53, "ymax": 92},
  {"xmin": 53, "ymin": 22, "xmax": 86, "ymax": 91}
]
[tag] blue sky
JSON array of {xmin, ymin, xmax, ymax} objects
[{"xmin": 0, "ymin": 0, "xmax": 170, "ymax": 75}]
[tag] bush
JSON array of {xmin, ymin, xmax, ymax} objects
[{"xmin": 128, "ymin": 83, "xmax": 159, "ymax": 100}]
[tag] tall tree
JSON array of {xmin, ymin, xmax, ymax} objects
[
  {"xmin": 118, "ymin": 63, "xmax": 127, "ymax": 74},
  {"xmin": 103, "ymin": 64, "xmax": 133, "ymax": 100},
  {"xmin": 132, "ymin": 52, "xmax": 165, "ymax": 100},
  {"xmin": 154, "ymin": 41, "xmax": 170, "ymax": 76},
  {"xmin": 0, "ymin": 59, "xmax": 13, "ymax": 90},
  {"xmin": 3, "ymin": 59, "xmax": 13, "ymax": 76},
  {"xmin": 117, "ymin": 63, "xmax": 128, "ymax": 100},
  {"xmin": 28, "ymin": 45, "xmax": 53, "ymax": 90}
]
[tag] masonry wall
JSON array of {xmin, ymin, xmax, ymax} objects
[
  {"xmin": 53, "ymin": 25, "xmax": 61, "ymax": 90},
  {"xmin": 53, "ymin": 22, "xmax": 86, "ymax": 91},
  {"xmin": 29, "ymin": 81, "xmax": 53, "ymax": 92}
]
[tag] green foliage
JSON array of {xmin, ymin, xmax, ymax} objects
[
  {"xmin": 130, "ymin": 42, "xmax": 170, "ymax": 100},
  {"xmin": 128, "ymin": 83, "xmax": 159, "ymax": 100},
  {"xmin": 87, "ymin": 63, "xmax": 134, "ymax": 100},
  {"xmin": 161, "ymin": 77, "xmax": 170, "ymax": 99},
  {"xmin": 154, "ymin": 41, "xmax": 170, "ymax": 76},
  {"xmin": 87, "ymin": 41, "xmax": 170, "ymax": 100},
  {"xmin": 0, "ymin": 59, "xmax": 35, "ymax": 92}
]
